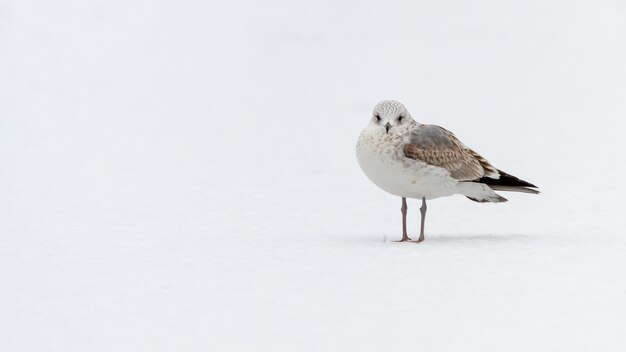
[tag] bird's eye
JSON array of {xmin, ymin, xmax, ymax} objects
[
  {"xmin": 398, "ymin": 115, "xmax": 404, "ymax": 122},
  {"xmin": 375, "ymin": 114, "xmax": 381, "ymax": 122}
]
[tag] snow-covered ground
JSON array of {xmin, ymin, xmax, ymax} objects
[{"xmin": 2, "ymin": 0, "xmax": 626, "ymax": 351}]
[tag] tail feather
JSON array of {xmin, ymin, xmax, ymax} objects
[
  {"xmin": 466, "ymin": 195, "xmax": 508, "ymax": 203},
  {"xmin": 488, "ymin": 185, "xmax": 539, "ymax": 194}
]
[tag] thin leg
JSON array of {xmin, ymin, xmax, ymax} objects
[
  {"xmin": 396, "ymin": 197, "xmax": 411, "ymax": 242},
  {"xmin": 417, "ymin": 197, "xmax": 427, "ymax": 242}
]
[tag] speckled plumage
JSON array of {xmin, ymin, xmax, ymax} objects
[
  {"xmin": 356, "ymin": 100, "xmax": 509, "ymax": 202},
  {"xmin": 356, "ymin": 100, "xmax": 538, "ymax": 242}
]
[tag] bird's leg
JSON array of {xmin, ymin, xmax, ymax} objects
[
  {"xmin": 417, "ymin": 197, "xmax": 427, "ymax": 242},
  {"xmin": 396, "ymin": 197, "xmax": 411, "ymax": 242}
]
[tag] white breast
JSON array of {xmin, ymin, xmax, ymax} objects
[{"xmin": 355, "ymin": 126, "xmax": 458, "ymax": 200}]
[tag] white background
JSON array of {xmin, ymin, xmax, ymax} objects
[{"xmin": 1, "ymin": 0, "xmax": 626, "ymax": 351}]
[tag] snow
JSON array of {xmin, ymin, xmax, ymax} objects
[{"xmin": 1, "ymin": 0, "xmax": 626, "ymax": 351}]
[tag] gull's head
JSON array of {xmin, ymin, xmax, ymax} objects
[{"xmin": 370, "ymin": 100, "xmax": 414, "ymax": 133}]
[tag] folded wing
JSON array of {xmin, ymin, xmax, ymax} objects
[
  {"xmin": 403, "ymin": 124, "xmax": 538, "ymax": 194},
  {"xmin": 403, "ymin": 124, "xmax": 498, "ymax": 181}
]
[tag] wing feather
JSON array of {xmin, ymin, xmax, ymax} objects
[{"xmin": 403, "ymin": 125, "xmax": 498, "ymax": 181}]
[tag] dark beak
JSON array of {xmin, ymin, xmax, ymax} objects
[{"xmin": 385, "ymin": 122, "xmax": 391, "ymax": 133}]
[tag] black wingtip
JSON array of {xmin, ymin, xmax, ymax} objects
[{"xmin": 477, "ymin": 169, "xmax": 538, "ymax": 189}]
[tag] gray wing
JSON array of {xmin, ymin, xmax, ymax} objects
[{"xmin": 403, "ymin": 124, "xmax": 499, "ymax": 181}]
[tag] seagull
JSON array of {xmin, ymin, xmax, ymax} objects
[{"xmin": 356, "ymin": 100, "xmax": 538, "ymax": 243}]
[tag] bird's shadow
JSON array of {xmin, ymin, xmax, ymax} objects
[{"xmin": 380, "ymin": 233, "xmax": 543, "ymax": 244}]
